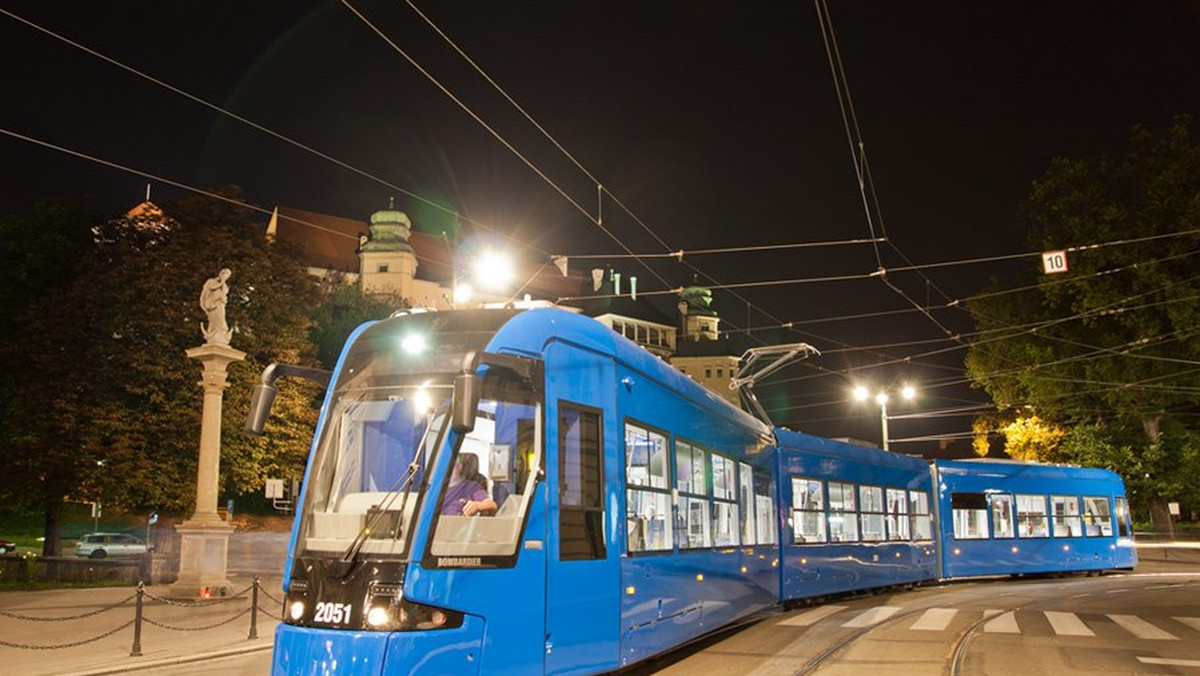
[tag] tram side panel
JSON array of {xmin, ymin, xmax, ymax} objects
[
  {"xmin": 776, "ymin": 432, "xmax": 937, "ymax": 602},
  {"xmin": 614, "ymin": 358, "xmax": 778, "ymax": 668},
  {"xmin": 935, "ymin": 459, "xmax": 1138, "ymax": 579}
]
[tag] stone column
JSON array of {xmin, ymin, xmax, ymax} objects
[{"xmin": 168, "ymin": 343, "xmax": 245, "ymax": 597}]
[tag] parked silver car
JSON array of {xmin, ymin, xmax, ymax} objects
[{"xmin": 75, "ymin": 533, "xmax": 150, "ymax": 559}]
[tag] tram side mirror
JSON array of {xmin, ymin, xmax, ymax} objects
[
  {"xmin": 244, "ymin": 382, "xmax": 278, "ymax": 437},
  {"xmin": 452, "ymin": 372, "xmax": 481, "ymax": 434}
]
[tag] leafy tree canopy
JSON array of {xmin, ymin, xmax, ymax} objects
[
  {"xmin": 0, "ymin": 190, "xmax": 325, "ymax": 551},
  {"xmin": 965, "ymin": 117, "xmax": 1200, "ymax": 531}
]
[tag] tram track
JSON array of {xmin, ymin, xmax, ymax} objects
[{"xmin": 791, "ymin": 575, "xmax": 1200, "ymax": 676}]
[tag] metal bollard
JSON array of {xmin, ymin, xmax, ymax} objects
[
  {"xmin": 130, "ymin": 581, "xmax": 144, "ymax": 657},
  {"xmin": 249, "ymin": 576, "xmax": 259, "ymax": 640}
]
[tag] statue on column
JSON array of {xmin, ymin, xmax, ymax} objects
[{"xmin": 199, "ymin": 268, "xmax": 233, "ymax": 346}]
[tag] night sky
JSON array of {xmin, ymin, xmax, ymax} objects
[{"xmin": 4, "ymin": 1, "xmax": 1199, "ymax": 454}]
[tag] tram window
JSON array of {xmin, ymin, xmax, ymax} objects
[
  {"xmin": 859, "ymin": 485, "xmax": 885, "ymax": 542},
  {"xmin": 909, "ymin": 490, "xmax": 933, "ymax": 540},
  {"xmin": 792, "ymin": 477, "xmax": 826, "ymax": 544},
  {"xmin": 559, "ymin": 405, "xmax": 605, "ymax": 560},
  {"xmin": 1115, "ymin": 497, "xmax": 1130, "ymax": 537},
  {"xmin": 625, "ymin": 421, "xmax": 672, "ymax": 553},
  {"xmin": 951, "ymin": 492, "xmax": 988, "ymax": 540},
  {"xmin": 886, "ymin": 488, "xmax": 909, "ymax": 540},
  {"xmin": 827, "ymin": 481, "xmax": 859, "ymax": 542},
  {"xmin": 675, "ymin": 441, "xmax": 706, "ymax": 495},
  {"xmin": 1082, "ymin": 496, "xmax": 1113, "ymax": 537},
  {"xmin": 1051, "ymin": 495, "xmax": 1082, "ymax": 538},
  {"xmin": 753, "ymin": 468, "xmax": 777, "ymax": 545},
  {"xmin": 739, "ymin": 461, "xmax": 755, "ymax": 544},
  {"xmin": 712, "ymin": 454, "xmax": 739, "ymax": 546},
  {"xmin": 1016, "ymin": 494, "xmax": 1049, "ymax": 538},
  {"xmin": 676, "ymin": 440, "xmax": 711, "ymax": 549},
  {"xmin": 625, "ymin": 424, "xmax": 668, "ymax": 489},
  {"xmin": 991, "ymin": 494, "xmax": 1014, "ymax": 539}
]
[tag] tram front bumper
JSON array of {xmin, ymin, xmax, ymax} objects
[{"xmin": 272, "ymin": 617, "xmax": 485, "ymax": 676}]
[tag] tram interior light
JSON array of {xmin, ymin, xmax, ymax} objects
[{"xmin": 413, "ymin": 384, "xmax": 433, "ymax": 415}]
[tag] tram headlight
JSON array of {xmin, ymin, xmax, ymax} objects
[
  {"xmin": 366, "ymin": 605, "xmax": 392, "ymax": 628},
  {"xmin": 289, "ymin": 601, "xmax": 306, "ymax": 621}
]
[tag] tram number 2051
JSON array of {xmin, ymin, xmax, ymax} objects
[{"xmin": 314, "ymin": 602, "xmax": 353, "ymax": 625}]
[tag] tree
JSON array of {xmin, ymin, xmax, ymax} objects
[
  {"xmin": 965, "ymin": 118, "xmax": 1200, "ymax": 534},
  {"xmin": 307, "ymin": 281, "xmax": 397, "ymax": 369},
  {"xmin": 0, "ymin": 190, "xmax": 324, "ymax": 554}
]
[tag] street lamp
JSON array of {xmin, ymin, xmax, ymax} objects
[
  {"xmin": 852, "ymin": 384, "xmax": 916, "ymax": 450},
  {"xmin": 448, "ymin": 242, "xmax": 514, "ymax": 309}
]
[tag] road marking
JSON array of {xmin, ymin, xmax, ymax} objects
[
  {"xmin": 983, "ymin": 610, "xmax": 1019, "ymax": 634},
  {"xmin": 777, "ymin": 605, "xmax": 847, "ymax": 627},
  {"xmin": 1137, "ymin": 657, "xmax": 1200, "ymax": 668},
  {"xmin": 842, "ymin": 606, "xmax": 901, "ymax": 628},
  {"xmin": 1106, "ymin": 614, "xmax": 1177, "ymax": 640},
  {"xmin": 910, "ymin": 608, "xmax": 957, "ymax": 631},
  {"xmin": 1174, "ymin": 617, "xmax": 1200, "ymax": 633},
  {"xmin": 1044, "ymin": 611, "xmax": 1094, "ymax": 637}
]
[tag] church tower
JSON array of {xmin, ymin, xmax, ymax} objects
[{"xmin": 359, "ymin": 199, "xmax": 418, "ymax": 298}]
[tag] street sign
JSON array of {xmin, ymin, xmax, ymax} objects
[
  {"xmin": 1042, "ymin": 250, "xmax": 1068, "ymax": 274},
  {"xmin": 148, "ymin": 512, "xmax": 159, "ymax": 525}
]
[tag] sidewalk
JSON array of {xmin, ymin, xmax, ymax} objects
[{"xmin": 0, "ymin": 574, "xmax": 281, "ymax": 676}]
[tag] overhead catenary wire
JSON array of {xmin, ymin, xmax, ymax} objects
[{"xmin": 0, "ymin": 6, "xmax": 557, "ymax": 258}]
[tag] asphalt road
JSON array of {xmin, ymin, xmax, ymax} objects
[{"xmin": 149, "ymin": 567, "xmax": 1200, "ymax": 675}]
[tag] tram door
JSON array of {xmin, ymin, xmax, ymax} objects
[{"xmin": 544, "ymin": 345, "xmax": 619, "ymax": 675}]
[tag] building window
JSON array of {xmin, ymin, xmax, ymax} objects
[
  {"xmin": 377, "ymin": 264, "xmax": 389, "ymax": 273},
  {"xmin": 705, "ymin": 368, "xmax": 712, "ymax": 379}
]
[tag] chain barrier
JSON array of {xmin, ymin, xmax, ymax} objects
[
  {"xmin": 0, "ymin": 592, "xmax": 137, "ymax": 621},
  {"xmin": 142, "ymin": 582, "xmax": 253, "ymax": 607},
  {"xmin": 0, "ymin": 619, "xmax": 136, "ymax": 650},
  {"xmin": 0, "ymin": 578, "xmax": 274, "ymax": 655},
  {"xmin": 142, "ymin": 606, "xmax": 253, "ymax": 632},
  {"xmin": 258, "ymin": 584, "xmax": 284, "ymax": 605}
]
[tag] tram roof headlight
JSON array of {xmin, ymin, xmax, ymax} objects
[
  {"xmin": 401, "ymin": 333, "xmax": 428, "ymax": 355},
  {"xmin": 288, "ymin": 601, "xmax": 305, "ymax": 621}
]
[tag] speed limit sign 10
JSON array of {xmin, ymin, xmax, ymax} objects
[{"xmin": 1042, "ymin": 250, "xmax": 1068, "ymax": 274}]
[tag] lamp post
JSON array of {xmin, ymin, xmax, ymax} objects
[{"xmin": 853, "ymin": 384, "xmax": 916, "ymax": 450}]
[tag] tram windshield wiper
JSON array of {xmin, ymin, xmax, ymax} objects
[{"xmin": 333, "ymin": 410, "xmax": 448, "ymax": 576}]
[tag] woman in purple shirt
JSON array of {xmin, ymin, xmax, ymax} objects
[{"xmin": 441, "ymin": 452, "xmax": 497, "ymax": 516}]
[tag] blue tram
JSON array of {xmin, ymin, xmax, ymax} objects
[
  {"xmin": 246, "ymin": 306, "xmax": 1136, "ymax": 676},
  {"xmin": 934, "ymin": 459, "xmax": 1137, "ymax": 578}
]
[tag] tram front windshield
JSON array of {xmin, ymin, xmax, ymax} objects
[{"xmin": 294, "ymin": 310, "xmax": 536, "ymax": 561}]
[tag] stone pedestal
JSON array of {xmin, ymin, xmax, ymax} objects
[{"xmin": 169, "ymin": 343, "xmax": 245, "ymax": 598}]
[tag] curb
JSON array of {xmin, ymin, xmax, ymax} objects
[{"xmin": 58, "ymin": 643, "xmax": 272, "ymax": 676}]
